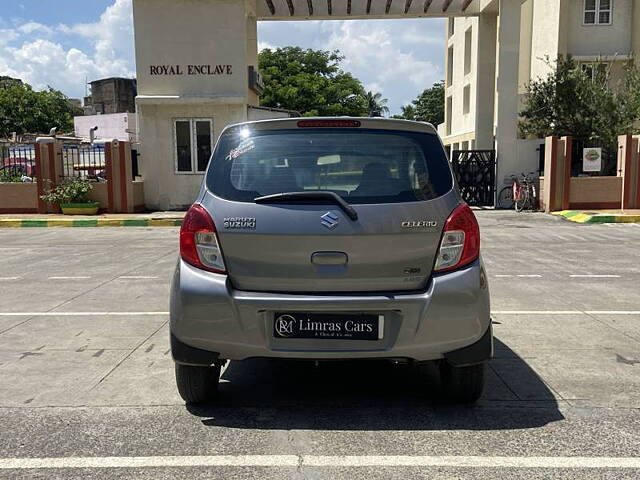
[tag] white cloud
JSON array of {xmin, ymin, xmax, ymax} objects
[
  {"xmin": 0, "ymin": 29, "xmax": 20, "ymax": 46},
  {"xmin": 322, "ymin": 21, "xmax": 444, "ymax": 112},
  {"xmin": 0, "ymin": 1, "xmax": 444, "ymax": 114},
  {"xmin": 258, "ymin": 41, "xmax": 275, "ymax": 52},
  {"xmin": 258, "ymin": 19, "xmax": 445, "ymax": 114},
  {"xmin": 69, "ymin": 0, "xmax": 134, "ymax": 69},
  {"xmin": 0, "ymin": 0, "xmax": 134, "ymax": 98},
  {"xmin": 17, "ymin": 22, "xmax": 53, "ymax": 35}
]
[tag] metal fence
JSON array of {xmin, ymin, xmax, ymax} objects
[
  {"xmin": 61, "ymin": 144, "xmax": 106, "ymax": 180},
  {"xmin": 570, "ymin": 138, "xmax": 618, "ymax": 177},
  {"xmin": 2, "ymin": 142, "xmax": 140, "ymax": 182},
  {"xmin": 0, "ymin": 144, "xmax": 36, "ymax": 181},
  {"xmin": 450, "ymin": 150, "xmax": 497, "ymax": 207}
]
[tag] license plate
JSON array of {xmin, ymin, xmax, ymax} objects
[{"xmin": 273, "ymin": 312, "xmax": 384, "ymax": 341}]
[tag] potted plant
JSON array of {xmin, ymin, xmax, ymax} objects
[{"xmin": 41, "ymin": 178, "xmax": 100, "ymax": 215}]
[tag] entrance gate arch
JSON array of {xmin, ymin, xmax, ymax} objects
[{"xmin": 132, "ymin": 0, "xmax": 522, "ymax": 210}]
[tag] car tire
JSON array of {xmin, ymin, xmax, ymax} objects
[
  {"xmin": 439, "ymin": 361, "xmax": 485, "ymax": 404},
  {"xmin": 175, "ymin": 363, "xmax": 221, "ymax": 404}
]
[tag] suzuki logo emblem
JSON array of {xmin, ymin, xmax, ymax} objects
[{"xmin": 321, "ymin": 211, "xmax": 339, "ymax": 229}]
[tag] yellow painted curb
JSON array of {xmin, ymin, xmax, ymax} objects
[
  {"xmin": 96, "ymin": 219, "xmax": 125, "ymax": 227},
  {"xmin": 0, "ymin": 220, "xmax": 23, "ymax": 228},
  {"xmin": 46, "ymin": 220, "xmax": 74, "ymax": 227},
  {"xmin": 148, "ymin": 219, "xmax": 177, "ymax": 227},
  {"xmin": 569, "ymin": 213, "xmax": 592, "ymax": 223}
]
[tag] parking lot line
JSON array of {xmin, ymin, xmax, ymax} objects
[
  {"xmin": 492, "ymin": 310, "xmax": 582, "ymax": 314},
  {"xmin": 0, "ymin": 310, "xmax": 639, "ymax": 317},
  {"xmin": 0, "ymin": 311, "xmax": 169, "ymax": 316},
  {"xmin": 0, "ymin": 277, "xmax": 20, "ymax": 280},
  {"xmin": 584, "ymin": 310, "xmax": 640, "ymax": 315},
  {"xmin": 48, "ymin": 276, "xmax": 92, "ymax": 280},
  {"xmin": 304, "ymin": 455, "xmax": 640, "ymax": 468},
  {"xmin": 118, "ymin": 275, "xmax": 159, "ymax": 279},
  {"xmin": 1, "ymin": 455, "xmax": 640, "ymax": 470},
  {"xmin": 569, "ymin": 274, "xmax": 621, "ymax": 278}
]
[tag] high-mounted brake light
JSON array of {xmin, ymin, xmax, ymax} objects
[
  {"xmin": 433, "ymin": 203, "xmax": 480, "ymax": 273},
  {"xmin": 297, "ymin": 120, "xmax": 361, "ymax": 128},
  {"xmin": 180, "ymin": 204, "xmax": 226, "ymax": 273}
]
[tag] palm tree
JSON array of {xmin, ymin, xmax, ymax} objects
[{"xmin": 365, "ymin": 91, "xmax": 390, "ymax": 117}]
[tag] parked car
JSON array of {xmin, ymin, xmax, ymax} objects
[
  {"xmin": 0, "ymin": 158, "xmax": 36, "ymax": 178},
  {"xmin": 170, "ymin": 117, "xmax": 492, "ymax": 404}
]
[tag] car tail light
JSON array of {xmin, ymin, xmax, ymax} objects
[
  {"xmin": 434, "ymin": 203, "xmax": 480, "ymax": 273},
  {"xmin": 180, "ymin": 204, "xmax": 226, "ymax": 273}
]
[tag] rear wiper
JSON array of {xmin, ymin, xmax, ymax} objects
[{"xmin": 254, "ymin": 191, "xmax": 358, "ymax": 221}]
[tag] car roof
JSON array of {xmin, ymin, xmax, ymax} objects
[{"xmin": 223, "ymin": 117, "xmax": 438, "ymax": 135}]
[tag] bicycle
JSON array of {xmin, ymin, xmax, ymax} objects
[
  {"xmin": 497, "ymin": 172, "xmax": 538, "ymax": 211},
  {"xmin": 514, "ymin": 172, "xmax": 538, "ymax": 212},
  {"xmin": 497, "ymin": 179, "xmax": 515, "ymax": 209}
]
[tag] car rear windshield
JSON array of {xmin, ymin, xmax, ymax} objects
[{"xmin": 207, "ymin": 128, "xmax": 453, "ymax": 204}]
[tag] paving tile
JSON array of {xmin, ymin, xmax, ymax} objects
[
  {"xmin": 0, "ymin": 349, "xmax": 129, "ymax": 407},
  {"xmin": 589, "ymin": 314, "xmax": 640, "ymax": 343},
  {"xmin": 492, "ymin": 314, "xmax": 640, "ymax": 352},
  {"xmin": 521, "ymin": 349, "xmax": 640, "ymax": 408},
  {"xmin": 0, "ymin": 315, "xmax": 167, "ymax": 351},
  {"xmin": 88, "ymin": 324, "xmax": 181, "ymax": 406},
  {"xmin": 0, "ymin": 316, "xmax": 29, "ymax": 334}
]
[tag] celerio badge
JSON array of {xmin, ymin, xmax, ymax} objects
[{"xmin": 401, "ymin": 220, "xmax": 438, "ymax": 228}]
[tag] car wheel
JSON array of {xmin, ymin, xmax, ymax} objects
[
  {"xmin": 439, "ymin": 361, "xmax": 485, "ymax": 404},
  {"xmin": 175, "ymin": 363, "xmax": 221, "ymax": 404}
]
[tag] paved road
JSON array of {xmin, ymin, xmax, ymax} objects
[{"xmin": 0, "ymin": 211, "xmax": 639, "ymax": 478}]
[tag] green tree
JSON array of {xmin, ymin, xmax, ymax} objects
[
  {"xmin": 365, "ymin": 91, "xmax": 389, "ymax": 117},
  {"xmin": 394, "ymin": 81, "xmax": 445, "ymax": 126},
  {"xmin": 258, "ymin": 47, "xmax": 367, "ymax": 116},
  {"xmin": 0, "ymin": 80, "xmax": 75, "ymax": 137},
  {"xmin": 519, "ymin": 56, "xmax": 640, "ymax": 146}
]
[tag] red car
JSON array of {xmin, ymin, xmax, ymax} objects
[{"xmin": 0, "ymin": 158, "xmax": 36, "ymax": 178}]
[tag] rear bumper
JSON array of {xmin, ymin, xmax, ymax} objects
[{"xmin": 170, "ymin": 259, "xmax": 491, "ymax": 363}]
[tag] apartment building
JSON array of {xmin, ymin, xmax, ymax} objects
[
  {"xmin": 83, "ymin": 77, "xmax": 137, "ymax": 116},
  {"xmin": 440, "ymin": 0, "xmax": 640, "ymax": 178}
]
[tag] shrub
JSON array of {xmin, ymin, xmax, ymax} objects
[
  {"xmin": 519, "ymin": 56, "xmax": 640, "ymax": 146},
  {"xmin": 0, "ymin": 169, "xmax": 23, "ymax": 183},
  {"xmin": 41, "ymin": 178, "xmax": 93, "ymax": 204}
]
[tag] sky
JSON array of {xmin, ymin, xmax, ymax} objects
[{"xmin": 0, "ymin": 0, "xmax": 445, "ymax": 115}]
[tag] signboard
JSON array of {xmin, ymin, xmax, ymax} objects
[
  {"xmin": 583, "ymin": 147, "xmax": 602, "ymax": 172},
  {"xmin": 148, "ymin": 64, "xmax": 233, "ymax": 76}
]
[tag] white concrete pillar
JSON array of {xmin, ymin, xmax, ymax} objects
[
  {"xmin": 474, "ymin": 12, "xmax": 497, "ymax": 150},
  {"xmin": 633, "ymin": 0, "xmax": 640, "ymax": 61},
  {"xmin": 132, "ymin": 0, "xmax": 255, "ymax": 210},
  {"xmin": 495, "ymin": 0, "xmax": 522, "ymax": 189},
  {"xmin": 246, "ymin": 0, "xmax": 259, "ymax": 107}
]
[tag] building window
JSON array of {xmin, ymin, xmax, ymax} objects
[
  {"xmin": 448, "ymin": 18, "xmax": 455, "ymax": 37},
  {"xmin": 463, "ymin": 84, "xmax": 471, "ymax": 114},
  {"xmin": 447, "ymin": 46, "xmax": 454, "ymax": 87},
  {"xmin": 584, "ymin": 0, "xmax": 612, "ymax": 25},
  {"xmin": 464, "ymin": 27, "xmax": 472, "ymax": 75},
  {"xmin": 174, "ymin": 119, "xmax": 213, "ymax": 173}
]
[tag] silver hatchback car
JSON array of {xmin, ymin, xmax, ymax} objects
[{"xmin": 170, "ymin": 117, "xmax": 491, "ymax": 404}]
